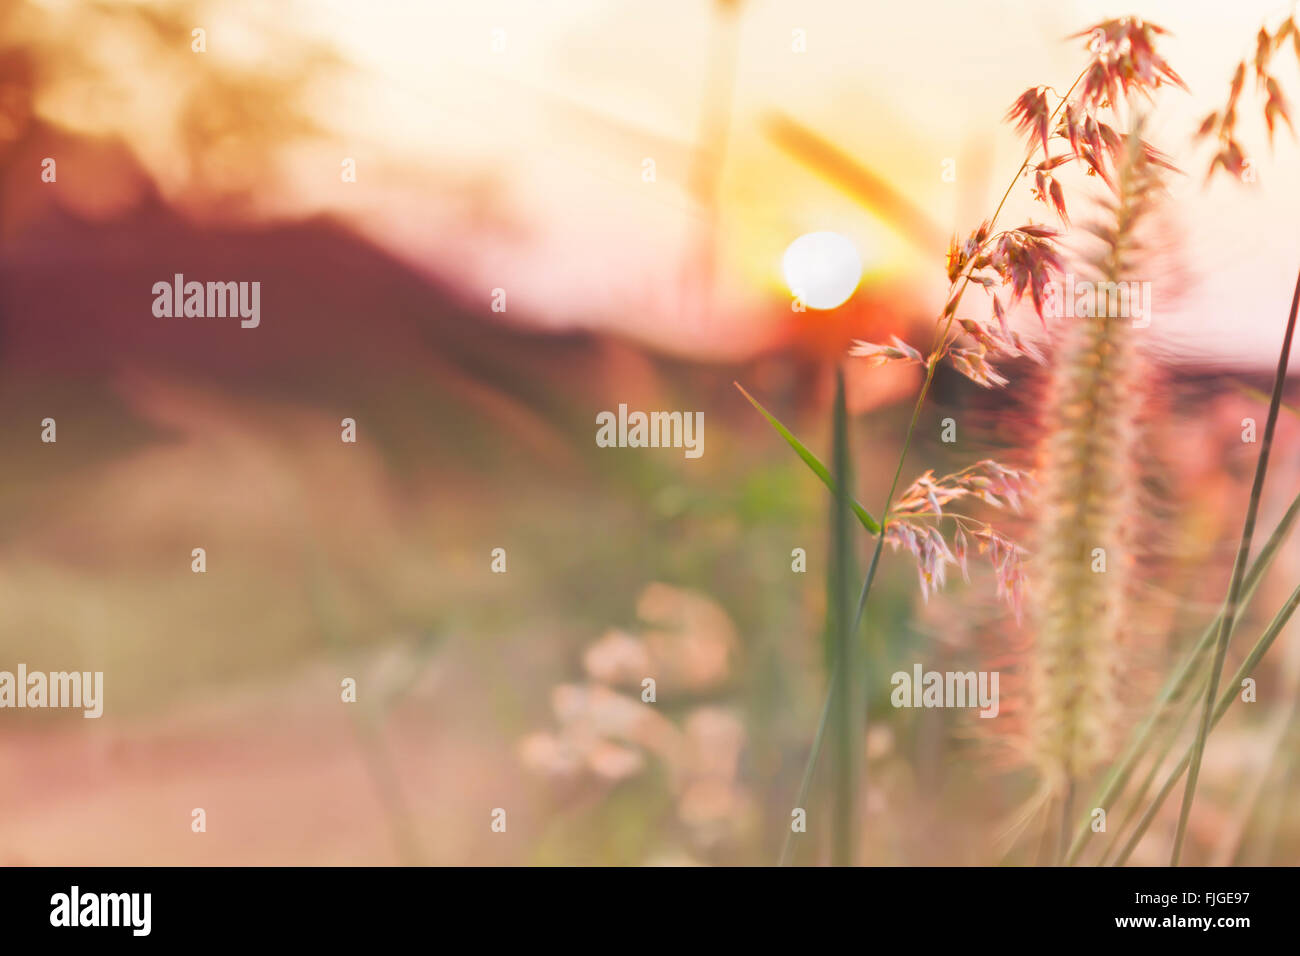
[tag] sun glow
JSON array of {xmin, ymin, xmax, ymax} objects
[{"xmin": 782, "ymin": 231, "xmax": 863, "ymax": 310}]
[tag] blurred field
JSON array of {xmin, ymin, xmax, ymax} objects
[{"xmin": 3, "ymin": 0, "xmax": 1300, "ymax": 867}]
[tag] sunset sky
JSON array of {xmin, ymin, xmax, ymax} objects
[{"xmin": 23, "ymin": 0, "xmax": 1300, "ymax": 364}]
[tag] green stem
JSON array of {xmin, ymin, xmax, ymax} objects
[
  {"xmin": 829, "ymin": 369, "xmax": 860, "ymax": 866},
  {"xmin": 1097, "ymin": 675, "xmax": 1203, "ymax": 866},
  {"xmin": 1064, "ymin": 485, "xmax": 1300, "ymax": 864},
  {"xmin": 1170, "ymin": 267, "xmax": 1300, "ymax": 866},
  {"xmin": 779, "ymin": 358, "xmax": 933, "ymax": 866},
  {"xmin": 1115, "ymin": 577, "xmax": 1300, "ymax": 866},
  {"xmin": 778, "ymin": 657, "xmax": 837, "ymax": 866},
  {"xmin": 776, "ymin": 64, "xmax": 1089, "ymax": 867}
]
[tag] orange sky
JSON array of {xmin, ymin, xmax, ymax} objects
[{"xmin": 24, "ymin": 0, "xmax": 1300, "ymax": 364}]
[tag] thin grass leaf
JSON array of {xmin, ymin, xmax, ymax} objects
[
  {"xmin": 778, "ymin": 661, "xmax": 836, "ymax": 866},
  {"xmin": 1114, "ymin": 578, "xmax": 1300, "ymax": 866},
  {"xmin": 1170, "ymin": 267, "xmax": 1300, "ymax": 866},
  {"xmin": 1233, "ymin": 380, "xmax": 1300, "ymax": 419},
  {"xmin": 778, "ymin": 361, "xmax": 933, "ymax": 866},
  {"xmin": 780, "ymin": 533, "xmax": 886, "ymax": 866},
  {"xmin": 735, "ymin": 381, "xmax": 880, "ymax": 534},
  {"xmin": 827, "ymin": 369, "xmax": 862, "ymax": 866},
  {"xmin": 1096, "ymin": 683, "xmax": 1202, "ymax": 866},
  {"xmin": 1064, "ymin": 485, "xmax": 1300, "ymax": 864}
]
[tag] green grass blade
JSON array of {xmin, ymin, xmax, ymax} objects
[
  {"xmin": 735, "ymin": 381, "xmax": 880, "ymax": 534},
  {"xmin": 828, "ymin": 369, "xmax": 862, "ymax": 866},
  {"xmin": 780, "ymin": 536, "xmax": 885, "ymax": 866},
  {"xmin": 1064, "ymin": 486, "xmax": 1300, "ymax": 864},
  {"xmin": 778, "ymin": 661, "xmax": 837, "ymax": 866},
  {"xmin": 1114, "ymin": 578, "xmax": 1300, "ymax": 866},
  {"xmin": 1170, "ymin": 268, "xmax": 1300, "ymax": 866},
  {"xmin": 1097, "ymin": 673, "xmax": 1204, "ymax": 866},
  {"xmin": 771, "ymin": 358, "xmax": 936, "ymax": 866}
]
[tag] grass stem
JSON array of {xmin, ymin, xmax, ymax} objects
[{"xmin": 1169, "ymin": 268, "xmax": 1300, "ymax": 865}]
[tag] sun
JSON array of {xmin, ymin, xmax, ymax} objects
[{"xmin": 782, "ymin": 232, "xmax": 863, "ymax": 310}]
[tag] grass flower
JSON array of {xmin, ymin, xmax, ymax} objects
[{"xmin": 1028, "ymin": 125, "xmax": 1165, "ymax": 814}]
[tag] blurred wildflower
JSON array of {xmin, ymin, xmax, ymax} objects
[
  {"xmin": 520, "ymin": 584, "xmax": 751, "ymax": 851},
  {"xmin": 582, "ymin": 629, "xmax": 651, "ymax": 687},
  {"xmin": 518, "ymin": 682, "xmax": 677, "ymax": 783},
  {"xmin": 634, "ymin": 582, "xmax": 738, "ymax": 693},
  {"xmin": 1196, "ymin": 14, "xmax": 1299, "ymax": 181},
  {"xmin": 677, "ymin": 708, "xmax": 755, "ymax": 847}
]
